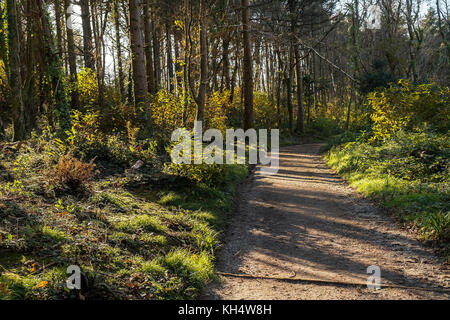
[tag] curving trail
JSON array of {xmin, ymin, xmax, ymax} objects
[{"xmin": 203, "ymin": 144, "xmax": 450, "ymax": 300}]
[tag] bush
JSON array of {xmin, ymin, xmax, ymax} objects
[
  {"xmin": 51, "ymin": 154, "xmax": 97, "ymax": 192},
  {"xmin": 369, "ymin": 80, "xmax": 450, "ymax": 141},
  {"xmin": 307, "ymin": 117, "xmax": 343, "ymax": 137},
  {"xmin": 151, "ymin": 90, "xmax": 194, "ymax": 143},
  {"xmin": 205, "ymin": 90, "xmax": 232, "ymax": 132},
  {"xmin": 166, "ymin": 160, "xmax": 246, "ymax": 187},
  {"xmin": 77, "ymin": 68, "xmax": 99, "ymax": 109},
  {"xmin": 253, "ymin": 92, "xmax": 279, "ymax": 129}
]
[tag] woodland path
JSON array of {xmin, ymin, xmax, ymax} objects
[{"xmin": 203, "ymin": 144, "xmax": 450, "ymax": 300}]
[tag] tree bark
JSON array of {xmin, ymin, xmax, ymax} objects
[
  {"xmin": 129, "ymin": 0, "xmax": 150, "ymax": 129},
  {"xmin": 80, "ymin": 0, "xmax": 95, "ymax": 70},
  {"xmin": 7, "ymin": 0, "xmax": 26, "ymax": 141},
  {"xmin": 166, "ymin": 21, "xmax": 175, "ymax": 93},
  {"xmin": 113, "ymin": 0, "xmax": 125, "ymax": 100},
  {"xmin": 196, "ymin": 0, "xmax": 208, "ymax": 123},
  {"xmin": 64, "ymin": 0, "xmax": 79, "ymax": 110},
  {"xmin": 143, "ymin": 0, "xmax": 155, "ymax": 94},
  {"xmin": 241, "ymin": 0, "xmax": 254, "ymax": 130},
  {"xmin": 152, "ymin": 20, "xmax": 161, "ymax": 91},
  {"xmin": 295, "ymin": 46, "xmax": 304, "ymax": 134}
]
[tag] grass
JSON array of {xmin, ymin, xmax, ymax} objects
[
  {"xmin": 0, "ymin": 138, "xmax": 248, "ymax": 300},
  {"xmin": 326, "ymin": 130, "xmax": 449, "ymax": 253}
]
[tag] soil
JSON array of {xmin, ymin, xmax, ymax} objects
[{"xmin": 202, "ymin": 144, "xmax": 450, "ymax": 300}]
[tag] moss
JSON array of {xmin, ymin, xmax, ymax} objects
[{"xmin": 42, "ymin": 226, "xmax": 72, "ymax": 243}]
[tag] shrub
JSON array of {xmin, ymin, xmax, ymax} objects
[
  {"xmin": 307, "ymin": 117, "xmax": 343, "ymax": 137},
  {"xmin": 165, "ymin": 138, "xmax": 247, "ymax": 187},
  {"xmin": 77, "ymin": 68, "xmax": 99, "ymax": 109},
  {"xmin": 205, "ymin": 90, "xmax": 232, "ymax": 132},
  {"xmin": 369, "ymin": 80, "xmax": 450, "ymax": 141},
  {"xmin": 52, "ymin": 154, "xmax": 97, "ymax": 192},
  {"xmin": 253, "ymin": 92, "xmax": 279, "ymax": 129},
  {"xmin": 151, "ymin": 90, "xmax": 194, "ymax": 143}
]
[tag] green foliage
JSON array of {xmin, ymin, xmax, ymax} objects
[
  {"xmin": 306, "ymin": 117, "xmax": 344, "ymax": 137},
  {"xmin": 0, "ymin": 115, "xmax": 248, "ymax": 299},
  {"xmin": 0, "ymin": 179, "xmax": 25, "ymax": 197},
  {"xmin": 360, "ymin": 59, "xmax": 396, "ymax": 94},
  {"xmin": 157, "ymin": 249, "xmax": 214, "ymax": 294},
  {"xmin": 115, "ymin": 214, "xmax": 167, "ymax": 234},
  {"xmin": 369, "ymin": 80, "xmax": 450, "ymax": 141},
  {"xmin": 327, "ymin": 130, "xmax": 449, "ymax": 241},
  {"xmin": 167, "ymin": 161, "xmax": 247, "ymax": 187},
  {"xmin": 62, "ymin": 110, "xmax": 159, "ymax": 168},
  {"xmin": 151, "ymin": 90, "xmax": 193, "ymax": 143}
]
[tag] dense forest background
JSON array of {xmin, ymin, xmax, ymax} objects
[{"xmin": 0, "ymin": 0, "xmax": 448, "ymax": 141}]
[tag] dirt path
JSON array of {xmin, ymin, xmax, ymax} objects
[{"xmin": 203, "ymin": 144, "xmax": 450, "ymax": 300}]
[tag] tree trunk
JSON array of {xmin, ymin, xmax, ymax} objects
[
  {"xmin": 166, "ymin": 21, "xmax": 175, "ymax": 93},
  {"xmin": 7, "ymin": 0, "xmax": 26, "ymax": 141},
  {"xmin": 196, "ymin": 0, "xmax": 207, "ymax": 123},
  {"xmin": 64, "ymin": 0, "xmax": 79, "ymax": 110},
  {"xmin": 34, "ymin": 0, "xmax": 71, "ymax": 133},
  {"xmin": 152, "ymin": 21, "xmax": 161, "ymax": 91},
  {"xmin": 241, "ymin": 0, "xmax": 254, "ymax": 130},
  {"xmin": 174, "ymin": 29, "xmax": 183, "ymax": 97},
  {"xmin": 54, "ymin": 0, "xmax": 63, "ymax": 56},
  {"xmin": 294, "ymin": 46, "xmax": 304, "ymax": 133},
  {"xmin": 80, "ymin": 0, "xmax": 95, "ymax": 70},
  {"xmin": 113, "ymin": 0, "xmax": 125, "ymax": 100},
  {"xmin": 129, "ymin": 0, "xmax": 150, "ymax": 129},
  {"xmin": 143, "ymin": 0, "xmax": 155, "ymax": 94},
  {"xmin": 222, "ymin": 38, "xmax": 231, "ymax": 91}
]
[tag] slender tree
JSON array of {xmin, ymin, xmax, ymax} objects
[
  {"xmin": 129, "ymin": 0, "xmax": 150, "ymax": 130},
  {"xmin": 196, "ymin": 0, "xmax": 208, "ymax": 123},
  {"xmin": 241, "ymin": 0, "xmax": 254, "ymax": 130},
  {"xmin": 7, "ymin": 0, "xmax": 25, "ymax": 141}
]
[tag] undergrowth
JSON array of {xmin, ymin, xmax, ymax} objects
[
  {"xmin": 0, "ymin": 115, "xmax": 248, "ymax": 300},
  {"xmin": 327, "ymin": 130, "xmax": 449, "ymax": 247}
]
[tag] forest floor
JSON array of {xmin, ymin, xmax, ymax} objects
[{"xmin": 202, "ymin": 144, "xmax": 450, "ymax": 300}]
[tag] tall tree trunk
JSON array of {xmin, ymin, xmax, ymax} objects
[
  {"xmin": 152, "ymin": 20, "xmax": 161, "ymax": 91},
  {"xmin": 241, "ymin": 0, "xmax": 254, "ymax": 130},
  {"xmin": 285, "ymin": 54, "xmax": 293, "ymax": 133},
  {"xmin": 34, "ymin": 0, "xmax": 71, "ymax": 133},
  {"xmin": 54, "ymin": 0, "xmax": 63, "ymax": 56},
  {"xmin": 294, "ymin": 46, "xmax": 304, "ymax": 133},
  {"xmin": 182, "ymin": 0, "xmax": 191, "ymax": 125},
  {"xmin": 64, "ymin": 0, "xmax": 79, "ymax": 110},
  {"xmin": 113, "ymin": 0, "xmax": 125, "ymax": 100},
  {"xmin": 129, "ymin": 0, "xmax": 150, "ymax": 129},
  {"xmin": 80, "ymin": 0, "xmax": 95, "ymax": 70},
  {"xmin": 222, "ymin": 38, "xmax": 230, "ymax": 91},
  {"xmin": 196, "ymin": 0, "xmax": 207, "ymax": 123},
  {"xmin": 166, "ymin": 21, "xmax": 174, "ymax": 93},
  {"xmin": 174, "ymin": 29, "xmax": 183, "ymax": 97},
  {"xmin": 7, "ymin": 0, "xmax": 25, "ymax": 141},
  {"xmin": 143, "ymin": 0, "xmax": 155, "ymax": 94}
]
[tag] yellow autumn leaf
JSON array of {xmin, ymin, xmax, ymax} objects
[{"xmin": 33, "ymin": 281, "xmax": 48, "ymax": 289}]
